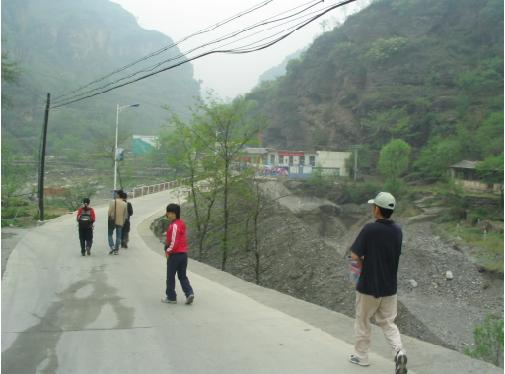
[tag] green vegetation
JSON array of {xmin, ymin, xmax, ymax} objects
[
  {"xmin": 246, "ymin": 0, "xmax": 503, "ymax": 188},
  {"xmin": 465, "ymin": 313, "xmax": 504, "ymax": 367},
  {"xmin": 162, "ymin": 93, "xmax": 268, "ymax": 271},
  {"xmin": 1, "ymin": 45, "xmax": 21, "ymax": 109},
  {"xmin": 365, "ymin": 37, "xmax": 414, "ymax": 63},
  {"xmin": 1, "ymin": 0, "xmax": 199, "ymax": 157},
  {"xmin": 378, "ymin": 139, "xmax": 411, "ymax": 196},
  {"xmin": 442, "ymin": 221, "xmax": 503, "ymax": 272}
]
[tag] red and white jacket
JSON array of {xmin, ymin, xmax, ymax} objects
[{"xmin": 165, "ymin": 219, "xmax": 188, "ymax": 255}]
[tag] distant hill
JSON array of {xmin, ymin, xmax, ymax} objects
[
  {"xmin": 1, "ymin": 0, "xmax": 201, "ymax": 154},
  {"xmin": 257, "ymin": 46, "xmax": 309, "ymax": 84}
]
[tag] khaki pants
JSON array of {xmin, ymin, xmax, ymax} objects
[{"xmin": 354, "ymin": 291, "xmax": 403, "ymax": 362}]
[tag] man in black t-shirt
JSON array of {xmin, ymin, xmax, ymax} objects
[{"xmin": 348, "ymin": 192, "xmax": 408, "ymax": 374}]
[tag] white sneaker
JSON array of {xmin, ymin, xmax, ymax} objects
[
  {"xmin": 395, "ymin": 350, "xmax": 408, "ymax": 374},
  {"xmin": 349, "ymin": 355, "xmax": 369, "ymax": 366},
  {"xmin": 109, "ymin": 246, "xmax": 115, "ymax": 254},
  {"xmin": 161, "ymin": 297, "xmax": 177, "ymax": 304}
]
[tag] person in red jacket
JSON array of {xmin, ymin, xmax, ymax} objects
[
  {"xmin": 76, "ymin": 197, "xmax": 96, "ymax": 256},
  {"xmin": 161, "ymin": 203, "xmax": 194, "ymax": 305}
]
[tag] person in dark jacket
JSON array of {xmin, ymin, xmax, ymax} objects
[
  {"xmin": 76, "ymin": 197, "xmax": 96, "ymax": 256},
  {"xmin": 348, "ymin": 192, "xmax": 407, "ymax": 374},
  {"xmin": 161, "ymin": 203, "xmax": 194, "ymax": 305},
  {"xmin": 121, "ymin": 191, "xmax": 133, "ymax": 248}
]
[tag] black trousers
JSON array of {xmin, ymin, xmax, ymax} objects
[
  {"xmin": 78, "ymin": 227, "xmax": 93, "ymax": 252},
  {"xmin": 122, "ymin": 219, "xmax": 130, "ymax": 242}
]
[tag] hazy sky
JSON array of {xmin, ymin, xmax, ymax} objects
[{"xmin": 112, "ymin": 0, "xmax": 362, "ymax": 99}]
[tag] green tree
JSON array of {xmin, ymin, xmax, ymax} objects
[
  {"xmin": 378, "ymin": 139, "xmax": 411, "ymax": 195},
  {"xmin": 52, "ymin": 134, "xmax": 82, "ymax": 156},
  {"xmin": 412, "ymin": 136, "xmax": 463, "ymax": 179},
  {"xmin": 238, "ymin": 176, "xmax": 291, "ymax": 284},
  {"xmin": 475, "ymin": 110, "xmax": 504, "ymax": 158},
  {"xmin": 163, "ymin": 109, "xmax": 220, "ymax": 261},
  {"xmin": 465, "ymin": 313, "xmax": 504, "ymax": 367},
  {"xmin": 164, "ymin": 93, "xmax": 267, "ymax": 271},
  {"xmin": 1, "ymin": 46, "xmax": 22, "ymax": 109},
  {"xmin": 362, "ymin": 106, "xmax": 416, "ymax": 148},
  {"xmin": 456, "ymin": 58, "xmax": 504, "ymax": 95},
  {"xmin": 1, "ymin": 142, "xmax": 30, "ymax": 200},
  {"xmin": 476, "ymin": 153, "xmax": 504, "ymax": 186},
  {"xmin": 60, "ymin": 182, "xmax": 98, "ymax": 212},
  {"xmin": 345, "ymin": 145, "xmax": 371, "ymax": 177},
  {"xmin": 90, "ymin": 131, "xmax": 131, "ymax": 189}
]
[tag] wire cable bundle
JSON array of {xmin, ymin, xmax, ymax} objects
[{"xmin": 50, "ymin": 0, "xmax": 356, "ymax": 109}]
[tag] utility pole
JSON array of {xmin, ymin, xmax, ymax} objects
[
  {"xmin": 350, "ymin": 145, "xmax": 360, "ymax": 182},
  {"xmin": 38, "ymin": 93, "xmax": 50, "ymax": 222}
]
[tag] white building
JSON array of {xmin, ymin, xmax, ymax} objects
[
  {"xmin": 255, "ymin": 149, "xmax": 352, "ymax": 178},
  {"xmin": 316, "ymin": 151, "xmax": 352, "ymax": 177}
]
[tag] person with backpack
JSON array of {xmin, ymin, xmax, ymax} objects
[
  {"xmin": 76, "ymin": 197, "xmax": 96, "ymax": 256},
  {"xmin": 121, "ymin": 191, "xmax": 133, "ymax": 248}
]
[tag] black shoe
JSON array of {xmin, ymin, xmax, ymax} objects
[
  {"xmin": 86, "ymin": 247, "xmax": 91, "ymax": 256},
  {"xmin": 81, "ymin": 251, "xmax": 86, "ymax": 256},
  {"xmin": 109, "ymin": 246, "xmax": 115, "ymax": 254}
]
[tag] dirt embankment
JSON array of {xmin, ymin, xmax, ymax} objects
[{"xmin": 152, "ymin": 180, "xmax": 503, "ymax": 354}]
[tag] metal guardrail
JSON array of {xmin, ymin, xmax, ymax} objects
[{"xmin": 131, "ymin": 178, "xmax": 190, "ymax": 199}]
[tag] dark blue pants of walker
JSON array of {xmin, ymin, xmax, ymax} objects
[{"xmin": 166, "ymin": 252, "xmax": 194, "ymax": 302}]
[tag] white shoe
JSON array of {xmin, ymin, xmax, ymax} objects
[
  {"xmin": 349, "ymin": 355, "xmax": 369, "ymax": 366},
  {"xmin": 395, "ymin": 350, "xmax": 408, "ymax": 374},
  {"xmin": 161, "ymin": 297, "xmax": 177, "ymax": 304}
]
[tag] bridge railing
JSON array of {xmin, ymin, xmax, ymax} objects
[{"xmin": 132, "ymin": 178, "xmax": 190, "ymax": 199}]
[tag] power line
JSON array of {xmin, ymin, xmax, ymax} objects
[
  {"xmin": 51, "ymin": 0, "xmax": 282, "ymax": 103},
  {"xmin": 19, "ymin": 66, "xmax": 193, "ymax": 116},
  {"xmin": 50, "ymin": 0, "xmax": 356, "ymax": 109},
  {"xmin": 51, "ymin": 0, "xmax": 323, "ymax": 106}
]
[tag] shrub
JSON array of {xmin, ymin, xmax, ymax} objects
[
  {"xmin": 465, "ymin": 313, "xmax": 504, "ymax": 367},
  {"xmin": 365, "ymin": 37, "xmax": 413, "ymax": 63},
  {"xmin": 342, "ymin": 182, "xmax": 382, "ymax": 204},
  {"xmin": 383, "ymin": 178, "xmax": 403, "ymax": 197},
  {"xmin": 60, "ymin": 182, "xmax": 98, "ymax": 212}
]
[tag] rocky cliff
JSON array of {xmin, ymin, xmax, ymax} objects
[
  {"xmin": 2, "ymin": 0, "xmax": 200, "ymax": 150},
  {"xmin": 249, "ymin": 0, "xmax": 503, "ymax": 157}
]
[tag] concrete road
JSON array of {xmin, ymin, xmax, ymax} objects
[{"xmin": 2, "ymin": 189, "xmax": 500, "ymax": 374}]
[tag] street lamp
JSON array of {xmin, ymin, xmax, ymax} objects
[{"xmin": 114, "ymin": 103, "xmax": 139, "ymax": 195}]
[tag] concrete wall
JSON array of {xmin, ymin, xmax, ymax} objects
[{"xmin": 316, "ymin": 151, "xmax": 352, "ymax": 176}]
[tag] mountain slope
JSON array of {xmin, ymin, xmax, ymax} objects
[
  {"xmin": 247, "ymin": 0, "xmax": 503, "ymax": 178},
  {"xmin": 2, "ymin": 0, "xmax": 200, "ymax": 154}
]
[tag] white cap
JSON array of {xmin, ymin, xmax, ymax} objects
[{"xmin": 368, "ymin": 192, "xmax": 396, "ymax": 210}]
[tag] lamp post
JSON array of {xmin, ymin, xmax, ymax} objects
[{"xmin": 114, "ymin": 103, "xmax": 139, "ymax": 195}]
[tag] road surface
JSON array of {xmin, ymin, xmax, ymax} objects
[{"xmin": 2, "ymin": 189, "xmax": 501, "ymax": 373}]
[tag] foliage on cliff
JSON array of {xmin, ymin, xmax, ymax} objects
[{"xmin": 248, "ymin": 0, "xmax": 503, "ymax": 181}]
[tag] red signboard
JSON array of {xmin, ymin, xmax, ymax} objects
[{"xmin": 278, "ymin": 152, "xmax": 304, "ymax": 156}]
